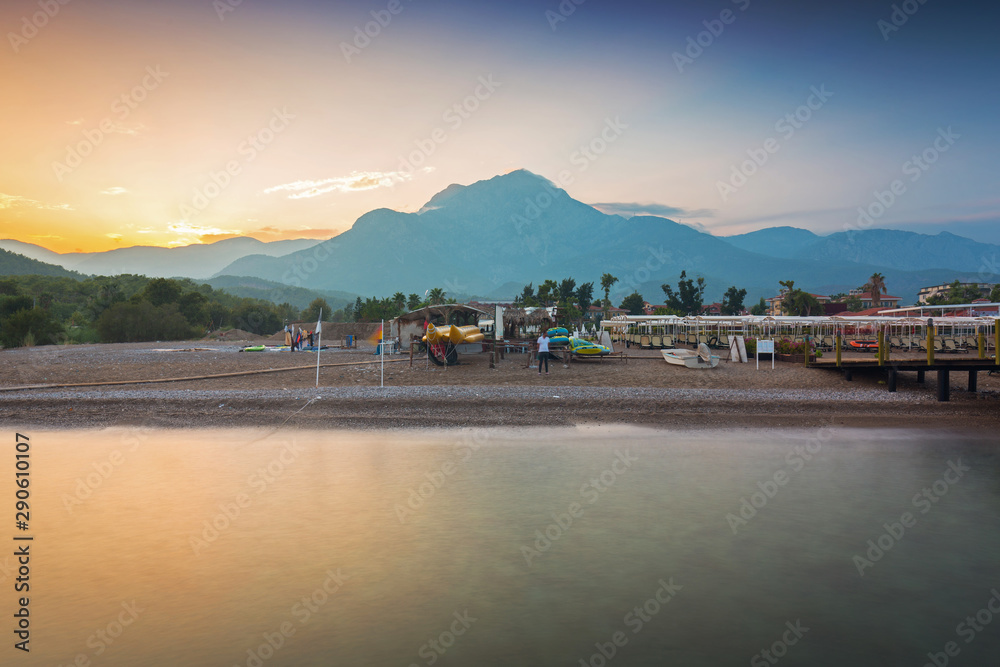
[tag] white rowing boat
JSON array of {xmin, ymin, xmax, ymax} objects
[{"xmin": 661, "ymin": 344, "xmax": 720, "ymax": 369}]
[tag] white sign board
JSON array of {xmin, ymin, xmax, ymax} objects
[{"xmin": 756, "ymin": 339, "xmax": 775, "ymax": 370}]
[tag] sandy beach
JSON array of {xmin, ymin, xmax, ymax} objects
[{"xmin": 1, "ymin": 336, "xmax": 997, "ymax": 431}]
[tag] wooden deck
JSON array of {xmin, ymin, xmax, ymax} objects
[{"xmin": 809, "ymin": 354, "xmax": 997, "ymax": 401}]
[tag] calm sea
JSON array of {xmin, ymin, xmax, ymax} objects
[{"xmin": 7, "ymin": 426, "xmax": 999, "ymax": 666}]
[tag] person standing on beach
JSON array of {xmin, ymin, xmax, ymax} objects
[{"xmin": 537, "ymin": 329, "xmax": 550, "ymax": 375}]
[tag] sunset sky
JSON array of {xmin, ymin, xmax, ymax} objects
[{"xmin": 2, "ymin": 0, "xmax": 998, "ymax": 253}]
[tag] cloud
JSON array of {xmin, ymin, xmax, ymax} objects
[
  {"xmin": 263, "ymin": 170, "xmax": 419, "ymax": 199},
  {"xmin": 0, "ymin": 193, "xmax": 73, "ymax": 211},
  {"xmin": 105, "ymin": 233, "xmax": 123, "ymax": 242},
  {"xmin": 101, "ymin": 187, "xmax": 129, "ymax": 196},
  {"xmin": 66, "ymin": 118, "xmax": 84, "ymax": 126},
  {"xmin": 167, "ymin": 222, "xmax": 244, "ymax": 245},
  {"xmin": 589, "ymin": 202, "xmax": 716, "ymax": 219}
]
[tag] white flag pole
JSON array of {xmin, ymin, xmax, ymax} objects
[
  {"xmin": 315, "ymin": 308, "xmax": 322, "ymax": 388},
  {"xmin": 380, "ymin": 318, "xmax": 384, "ymax": 388}
]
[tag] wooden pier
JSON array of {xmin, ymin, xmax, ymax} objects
[{"xmin": 809, "ymin": 355, "xmax": 996, "ymax": 402}]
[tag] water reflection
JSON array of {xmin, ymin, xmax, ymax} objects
[{"xmin": 15, "ymin": 426, "xmax": 1000, "ymax": 666}]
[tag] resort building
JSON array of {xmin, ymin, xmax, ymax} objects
[
  {"xmin": 765, "ymin": 292, "xmax": 831, "ymax": 316},
  {"xmin": 917, "ymin": 282, "xmax": 998, "ymax": 304},
  {"xmin": 853, "ymin": 291, "xmax": 901, "ymax": 310}
]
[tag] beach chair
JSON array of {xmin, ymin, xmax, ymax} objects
[
  {"xmin": 943, "ymin": 338, "xmax": 958, "ymax": 352},
  {"xmin": 916, "ymin": 337, "xmax": 928, "ymax": 351},
  {"xmin": 933, "ymin": 338, "xmax": 944, "ymax": 352},
  {"xmin": 651, "ymin": 335, "xmax": 662, "ymax": 348},
  {"xmin": 889, "ymin": 335, "xmax": 903, "ymax": 349},
  {"xmin": 698, "ymin": 333, "xmax": 710, "ymax": 346},
  {"xmin": 823, "ymin": 335, "xmax": 836, "ymax": 350},
  {"xmin": 662, "ymin": 334, "xmax": 674, "ymax": 348},
  {"xmin": 964, "ymin": 336, "xmax": 978, "ymax": 349},
  {"xmin": 639, "ymin": 335, "xmax": 651, "ymax": 348}
]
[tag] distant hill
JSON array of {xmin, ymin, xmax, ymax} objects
[
  {"xmin": 0, "ymin": 237, "xmax": 321, "ymax": 280},
  {"xmin": 205, "ymin": 275, "xmax": 357, "ymax": 311},
  {"xmin": 216, "ymin": 170, "xmax": 987, "ymax": 305},
  {"xmin": 791, "ymin": 229, "xmax": 1000, "ymax": 273},
  {"xmin": 720, "ymin": 227, "xmax": 821, "ymax": 259},
  {"xmin": 0, "ymin": 248, "xmax": 83, "ymax": 279}
]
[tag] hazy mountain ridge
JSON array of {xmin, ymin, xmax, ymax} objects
[
  {"xmin": 0, "ymin": 237, "xmax": 322, "ymax": 280},
  {"xmin": 216, "ymin": 170, "xmax": 987, "ymax": 304}
]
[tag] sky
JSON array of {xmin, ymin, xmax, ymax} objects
[{"xmin": 1, "ymin": 0, "xmax": 998, "ymax": 253}]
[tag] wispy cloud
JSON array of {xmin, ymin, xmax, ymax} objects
[
  {"xmin": 101, "ymin": 186, "xmax": 129, "ymax": 196},
  {"xmin": 167, "ymin": 222, "xmax": 243, "ymax": 239},
  {"xmin": 0, "ymin": 193, "xmax": 73, "ymax": 211},
  {"xmin": 66, "ymin": 118, "xmax": 84, "ymax": 126},
  {"xmin": 264, "ymin": 169, "xmax": 424, "ymax": 199},
  {"xmin": 590, "ymin": 201, "xmax": 716, "ymax": 219}
]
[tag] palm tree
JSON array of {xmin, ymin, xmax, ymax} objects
[
  {"xmin": 392, "ymin": 292, "xmax": 406, "ymax": 312},
  {"xmin": 600, "ymin": 273, "xmax": 618, "ymax": 318},
  {"xmin": 866, "ymin": 273, "xmax": 886, "ymax": 309},
  {"xmin": 427, "ymin": 287, "xmax": 445, "ymax": 304}
]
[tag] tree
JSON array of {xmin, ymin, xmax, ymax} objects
[
  {"xmin": 300, "ymin": 297, "xmax": 331, "ymax": 323},
  {"xmin": 353, "ymin": 297, "xmax": 363, "ymax": 321},
  {"xmin": 231, "ymin": 301, "xmax": 282, "ymax": 336},
  {"xmin": 141, "ymin": 278, "xmax": 183, "ymax": 307},
  {"xmin": 749, "ymin": 297, "xmax": 767, "ymax": 316},
  {"xmin": 720, "ymin": 286, "xmax": 747, "ymax": 315},
  {"xmin": 517, "ymin": 283, "xmax": 537, "ymax": 307},
  {"xmin": 661, "ymin": 271, "xmax": 705, "ymax": 315},
  {"xmin": 865, "ymin": 272, "xmax": 886, "ymax": 307},
  {"xmin": 992, "ymin": 284, "xmax": 1000, "ymax": 303},
  {"xmin": 600, "ymin": 273, "xmax": 618, "ymax": 318},
  {"xmin": 392, "ymin": 292, "xmax": 406, "ymax": 311},
  {"xmin": 427, "ymin": 287, "xmax": 446, "ymax": 304},
  {"xmin": 575, "ymin": 282, "xmax": 594, "ymax": 324},
  {"xmin": 0, "ymin": 307, "xmax": 63, "ymax": 347},
  {"xmin": 844, "ymin": 295, "xmax": 863, "ymax": 312},
  {"xmin": 407, "ymin": 293, "xmax": 422, "ymax": 311},
  {"xmin": 619, "ymin": 291, "xmax": 645, "ymax": 315},
  {"xmin": 558, "ymin": 278, "xmax": 576, "ymax": 302},
  {"xmin": 537, "ymin": 279, "xmax": 558, "ymax": 306},
  {"xmin": 96, "ymin": 302, "xmax": 193, "ymax": 342},
  {"xmin": 177, "ymin": 292, "xmax": 209, "ymax": 327}
]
